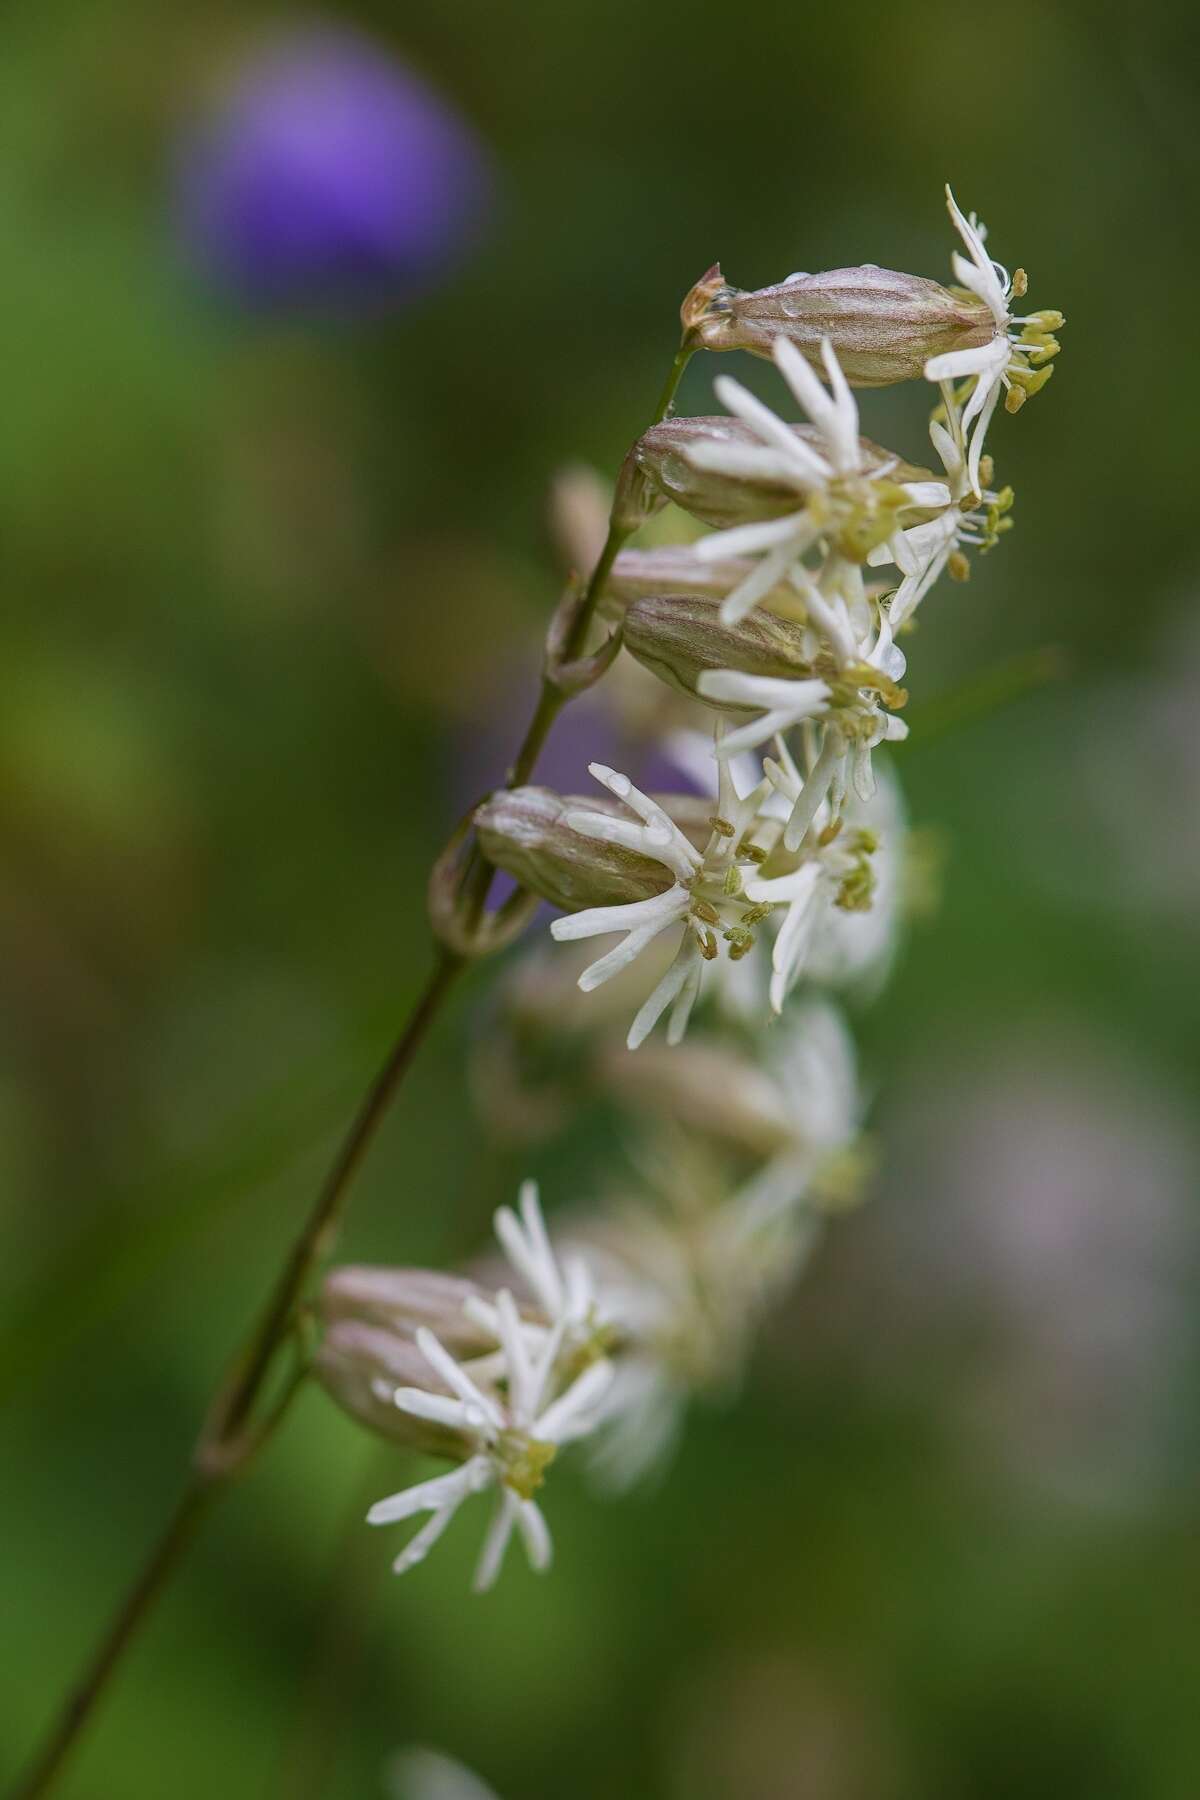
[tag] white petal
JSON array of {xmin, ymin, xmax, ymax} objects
[
  {"xmin": 783, "ymin": 734, "xmax": 842, "ymax": 852},
  {"xmin": 472, "ymin": 1489, "xmax": 518, "ymax": 1592},
  {"xmin": 495, "ymin": 1288, "xmax": 536, "ymax": 1422},
  {"xmin": 713, "ymin": 372, "xmax": 832, "ymax": 481},
  {"xmin": 698, "ymin": 669, "xmax": 830, "ymax": 713},
  {"xmin": 415, "ymin": 1328, "xmax": 503, "ymax": 1431},
  {"xmin": 769, "ymin": 867, "xmax": 823, "ymax": 1010},
  {"xmin": 924, "ymin": 341, "xmax": 1004, "ymax": 383},
  {"xmin": 391, "ymin": 1388, "xmax": 474, "ymax": 1431},
  {"xmin": 627, "ymin": 938, "xmax": 702, "ymax": 1050},
  {"xmin": 684, "ymin": 439, "xmax": 810, "ymax": 485},
  {"xmin": 944, "ymin": 184, "xmax": 1008, "ymax": 322},
  {"xmin": 535, "ymin": 1357, "xmax": 616, "ymax": 1443},
  {"xmin": 391, "ymin": 1504, "xmax": 459, "ymax": 1576},
  {"xmin": 695, "ymin": 512, "xmax": 809, "ymax": 561},
  {"xmin": 550, "ymin": 886, "xmax": 690, "ymax": 946},
  {"xmin": 515, "ymin": 1499, "xmax": 553, "ymax": 1573},
  {"xmin": 367, "ymin": 1459, "xmax": 483, "ymax": 1527},
  {"xmin": 717, "ymin": 539, "xmax": 812, "ymax": 626}
]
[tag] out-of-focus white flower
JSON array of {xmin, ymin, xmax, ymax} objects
[
  {"xmin": 575, "ymin": 1003, "xmax": 864, "ymax": 1486},
  {"xmin": 386, "ymin": 1747, "xmax": 501, "ymax": 1800},
  {"xmin": 804, "ymin": 760, "xmax": 905, "ymax": 994}
]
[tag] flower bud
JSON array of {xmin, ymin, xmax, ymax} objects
[
  {"xmin": 688, "ymin": 264, "xmax": 996, "ymax": 386},
  {"xmin": 628, "ymin": 416, "xmax": 937, "ymax": 528},
  {"xmin": 315, "ymin": 1320, "xmax": 473, "ymax": 1456},
  {"xmin": 476, "ymin": 785, "xmax": 674, "ymax": 911},
  {"xmin": 547, "ymin": 463, "xmax": 611, "ymax": 578},
  {"xmin": 320, "ymin": 1264, "xmax": 493, "ymax": 1352},
  {"xmin": 622, "ymin": 593, "xmax": 819, "ymax": 709},
  {"xmin": 600, "ymin": 545, "xmax": 761, "ymax": 620},
  {"xmin": 596, "ymin": 1036, "xmax": 799, "ymax": 1157}
]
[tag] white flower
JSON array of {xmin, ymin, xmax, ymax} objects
[
  {"xmin": 924, "ymin": 185, "xmax": 1062, "ymax": 496},
  {"xmin": 737, "ymin": 749, "xmax": 889, "ymax": 1011},
  {"xmin": 573, "ymin": 1012, "xmax": 859, "ymax": 1489},
  {"xmin": 805, "ymin": 760, "xmax": 905, "ymax": 993},
  {"xmin": 687, "ymin": 337, "xmax": 938, "ymax": 628},
  {"xmin": 724, "ymin": 1000, "xmax": 864, "ymax": 1237},
  {"xmin": 867, "ymin": 411, "xmax": 1014, "ymax": 628},
  {"xmin": 698, "ymin": 629, "xmax": 908, "ymax": 853},
  {"xmin": 366, "ymin": 1302, "xmax": 612, "ymax": 1589},
  {"xmin": 387, "ymin": 1749, "xmax": 501, "ymax": 1800},
  {"xmin": 476, "ymin": 1179, "xmax": 597, "ymax": 1342},
  {"xmin": 549, "ymin": 745, "xmax": 774, "ymax": 1048}
]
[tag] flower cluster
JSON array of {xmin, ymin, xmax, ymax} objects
[
  {"xmin": 320, "ymin": 999, "xmax": 868, "ymax": 1581},
  {"xmin": 315, "ymin": 184, "xmax": 1059, "ymax": 1592},
  {"xmin": 479, "ymin": 186, "xmax": 1058, "ymax": 1048}
]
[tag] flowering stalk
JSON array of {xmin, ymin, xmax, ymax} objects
[{"xmin": 16, "ymin": 185, "xmax": 1062, "ymax": 1792}]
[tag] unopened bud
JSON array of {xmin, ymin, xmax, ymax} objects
[
  {"xmin": 315, "ymin": 1319, "xmax": 472, "ymax": 1456},
  {"xmin": 596, "ymin": 1037, "xmax": 798, "ymax": 1156},
  {"xmin": 320, "ymin": 1265, "xmax": 493, "ymax": 1353},
  {"xmin": 600, "ymin": 545, "xmax": 762, "ymax": 619},
  {"xmin": 547, "ymin": 463, "xmax": 612, "ymax": 577},
  {"xmin": 691, "ymin": 265, "xmax": 997, "ymax": 387},
  {"xmin": 475, "ymin": 785, "xmax": 676, "ymax": 911},
  {"xmin": 680, "ymin": 262, "xmax": 734, "ymax": 337},
  {"xmin": 628, "ymin": 416, "xmax": 937, "ymax": 528},
  {"xmin": 623, "ymin": 592, "xmax": 818, "ymax": 708}
]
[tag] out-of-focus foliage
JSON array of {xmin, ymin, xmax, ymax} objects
[{"xmin": 4, "ymin": 2, "xmax": 1200, "ymax": 1796}]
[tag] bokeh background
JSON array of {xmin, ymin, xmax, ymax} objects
[{"xmin": 4, "ymin": 2, "xmax": 1200, "ymax": 1795}]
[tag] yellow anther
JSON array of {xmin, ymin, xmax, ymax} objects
[
  {"xmin": 1004, "ymin": 385, "xmax": 1027, "ymax": 414},
  {"xmin": 818, "ymin": 818, "xmax": 844, "ymax": 846},
  {"xmin": 948, "ymin": 550, "xmax": 971, "ymax": 582},
  {"xmin": 722, "ymin": 864, "xmax": 743, "ymax": 897},
  {"xmin": 691, "ymin": 898, "xmax": 720, "ymax": 926},
  {"xmin": 740, "ymin": 903, "xmax": 772, "ymax": 927},
  {"xmin": 699, "ymin": 929, "xmax": 719, "ymax": 961},
  {"xmin": 978, "ymin": 453, "xmax": 995, "ymax": 488},
  {"xmin": 1010, "ymin": 267, "xmax": 1029, "ymax": 299},
  {"xmin": 496, "ymin": 1433, "xmax": 556, "ymax": 1501},
  {"xmin": 739, "ymin": 841, "xmax": 768, "ymax": 865},
  {"xmin": 708, "ymin": 815, "xmax": 735, "ymax": 838}
]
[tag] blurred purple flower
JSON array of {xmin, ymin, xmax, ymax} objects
[{"xmin": 176, "ymin": 28, "xmax": 490, "ymax": 311}]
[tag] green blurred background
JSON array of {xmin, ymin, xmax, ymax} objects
[{"xmin": 5, "ymin": 1, "xmax": 1200, "ymax": 1795}]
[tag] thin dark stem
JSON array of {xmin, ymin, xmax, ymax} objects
[
  {"xmin": 205, "ymin": 948, "xmax": 463, "ymax": 1449},
  {"xmin": 10, "ymin": 952, "xmax": 461, "ymax": 1800},
  {"xmin": 462, "ymin": 338, "xmax": 695, "ymax": 921},
  {"xmin": 11, "ymin": 1480, "xmax": 216, "ymax": 1800}
]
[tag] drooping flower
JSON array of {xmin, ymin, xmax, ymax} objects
[
  {"xmin": 572, "ymin": 1010, "xmax": 863, "ymax": 1486},
  {"xmin": 686, "ymin": 338, "xmax": 941, "ymax": 626},
  {"xmin": 924, "ymin": 186, "xmax": 1063, "ymax": 495},
  {"xmin": 696, "ymin": 605, "xmax": 909, "ymax": 851},
  {"xmin": 367, "ymin": 1306, "xmax": 612, "ymax": 1588},
  {"xmin": 548, "ymin": 745, "xmax": 775, "ymax": 1048}
]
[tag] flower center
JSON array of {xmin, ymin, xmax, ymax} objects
[{"xmin": 493, "ymin": 1431, "xmax": 557, "ymax": 1501}]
